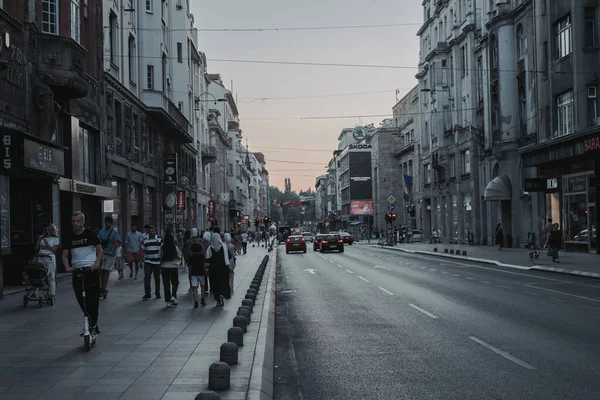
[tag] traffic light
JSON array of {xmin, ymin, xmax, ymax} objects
[
  {"xmin": 385, "ymin": 213, "xmax": 397, "ymax": 223},
  {"xmin": 254, "ymin": 218, "xmax": 259, "ymax": 227},
  {"xmin": 264, "ymin": 216, "xmax": 270, "ymax": 225},
  {"xmin": 391, "ymin": 213, "xmax": 397, "ymax": 221}
]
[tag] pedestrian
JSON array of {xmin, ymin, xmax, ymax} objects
[
  {"xmin": 141, "ymin": 225, "xmax": 162, "ymax": 300},
  {"xmin": 35, "ymin": 223, "xmax": 60, "ymax": 303},
  {"xmin": 184, "ymin": 228, "xmax": 202, "ymax": 293},
  {"xmin": 202, "ymin": 231, "xmax": 212, "ymax": 295},
  {"xmin": 234, "ymin": 231, "xmax": 242, "ymax": 255},
  {"xmin": 61, "ymin": 211, "xmax": 103, "ymax": 336},
  {"xmin": 224, "ymin": 232, "xmax": 237, "ymax": 293},
  {"xmin": 547, "ymin": 223, "xmax": 562, "ymax": 263},
  {"xmin": 161, "ymin": 231, "xmax": 180, "ymax": 308},
  {"xmin": 205, "ymin": 232, "xmax": 231, "ymax": 307},
  {"xmin": 97, "ymin": 216, "xmax": 120, "ymax": 298},
  {"xmin": 189, "ymin": 240, "xmax": 207, "ymax": 308},
  {"xmin": 115, "ymin": 240, "xmax": 125, "ymax": 279},
  {"xmin": 125, "ymin": 224, "xmax": 144, "ymax": 279},
  {"xmin": 241, "ymin": 230, "xmax": 248, "ymax": 254},
  {"xmin": 495, "ymin": 223, "xmax": 504, "ymax": 251}
]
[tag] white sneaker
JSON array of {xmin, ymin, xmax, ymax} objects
[
  {"xmin": 171, "ymin": 297, "xmax": 178, "ymax": 306},
  {"xmin": 166, "ymin": 302, "xmax": 172, "ymax": 308}
]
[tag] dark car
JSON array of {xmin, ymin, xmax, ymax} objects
[
  {"xmin": 286, "ymin": 235, "xmax": 307, "ymax": 254},
  {"xmin": 338, "ymin": 231, "xmax": 354, "ymax": 245},
  {"xmin": 313, "ymin": 234, "xmax": 324, "ymax": 251},
  {"xmin": 320, "ymin": 234, "xmax": 344, "ymax": 253}
]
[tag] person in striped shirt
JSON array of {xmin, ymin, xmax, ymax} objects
[{"xmin": 141, "ymin": 225, "xmax": 162, "ymax": 300}]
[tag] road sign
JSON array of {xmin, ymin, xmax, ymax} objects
[
  {"xmin": 387, "ymin": 195, "xmax": 396, "ymax": 203},
  {"xmin": 388, "ymin": 203, "xmax": 395, "ymax": 211}
]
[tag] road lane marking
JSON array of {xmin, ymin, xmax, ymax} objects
[
  {"xmin": 441, "ymin": 271, "xmax": 449, "ymax": 274},
  {"xmin": 499, "ymin": 285, "xmax": 512, "ymax": 290},
  {"xmin": 378, "ymin": 287, "xmax": 394, "ymax": 295},
  {"xmin": 373, "ymin": 265, "xmax": 391, "ymax": 271},
  {"xmin": 429, "ymin": 268, "xmax": 437, "ymax": 272},
  {"xmin": 469, "ymin": 336, "xmax": 536, "ymax": 370},
  {"xmin": 524, "ymin": 285, "xmax": 600, "ymax": 303},
  {"xmin": 336, "ymin": 264, "xmax": 343, "ymax": 268},
  {"xmin": 345, "ymin": 269, "xmax": 354, "ymax": 274},
  {"xmin": 451, "ymin": 274, "xmax": 461, "ymax": 277},
  {"xmin": 303, "ymin": 269, "xmax": 317, "ymax": 274},
  {"xmin": 317, "ymin": 254, "xmax": 327, "ymax": 260},
  {"xmin": 358, "ymin": 276, "xmax": 370, "ymax": 283},
  {"xmin": 329, "ymin": 260, "xmax": 334, "ymax": 264},
  {"xmin": 465, "ymin": 277, "xmax": 475, "ymax": 280},
  {"xmin": 524, "ymin": 291, "xmax": 538, "ymax": 296},
  {"xmin": 481, "ymin": 281, "xmax": 491, "ymax": 284},
  {"xmin": 549, "ymin": 297, "xmax": 567, "ymax": 303},
  {"xmin": 409, "ymin": 304, "xmax": 439, "ymax": 319}
]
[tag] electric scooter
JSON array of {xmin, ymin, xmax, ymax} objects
[{"xmin": 76, "ymin": 267, "xmax": 97, "ymax": 351}]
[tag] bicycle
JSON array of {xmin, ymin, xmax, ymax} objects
[{"xmin": 74, "ymin": 267, "xmax": 97, "ymax": 351}]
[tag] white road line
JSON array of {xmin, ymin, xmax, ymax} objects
[
  {"xmin": 441, "ymin": 271, "xmax": 449, "ymax": 274},
  {"xmin": 317, "ymin": 254, "xmax": 327, "ymax": 260},
  {"xmin": 336, "ymin": 264, "xmax": 344, "ymax": 268},
  {"xmin": 429, "ymin": 268, "xmax": 437, "ymax": 272},
  {"xmin": 329, "ymin": 260, "xmax": 334, "ymax": 264},
  {"xmin": 549, "ymin": 297, "xmax": 567, "ymax": 303},
  {"xmin": 524, "ymin": 291, "xmax": 538, "ymax": 296},
  {"xmin": 358, "ymin": 276, "xmax": 370, "ymax": 283},
  {"xmin": 499, "ymin": 285, "xmax": 512, "ymax": 290},
  {"xmin": 409, "ymin": 304, "xmax": 439, "ymax": 319},
  {"xmin": 345, "ymin": 269, "xmax": 354, "ymax": 274},
  {"xmin": 451, "ymin": 274, "xmax": 461, "ymax": 277},
  {"xmin": 373, "ymin": 265, "xmax": 391, "ymax": 271},
  {"xmin": 469, "ymin": 336, "xmax": 536, "ymax": 370},
  {"xmin": 378, "ymin": 287, "xmax": 394, "ymax": 295},
  {"xmin": 524, "ymin": 285, "xmax": 600, "ymax": 303},
  {"xmin": 481, "ymin": 281, "xmax": 491, "ymax": 284},
  {"xmin": 465, "ymin": 277, "xmax": 475, "ymax": 280}
]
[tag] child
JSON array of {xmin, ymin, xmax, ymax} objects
[
  {"xmin": 115, "ymin": 240, "xmax": 125, "ymax": 279},
  {"xmin": 189, "ymin": 241, "xmax": 207, "ymax": 308}
]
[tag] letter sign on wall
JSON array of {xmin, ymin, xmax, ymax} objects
[{"xmin": 546, "ymin": 178, "xmax": 558, "ymax": 190}]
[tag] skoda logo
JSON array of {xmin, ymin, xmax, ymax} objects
[{"xmin": 353, "ymin": 126, "xmax": 367, "ymax": 141}]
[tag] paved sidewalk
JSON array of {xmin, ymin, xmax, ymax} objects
[
  {"xmin": 0, "ymin": 245, "xmax": 271, "ymax": 400},
  {"xmin": 370, "ymin": 242, "xmax": 600, "ymax": 279}
]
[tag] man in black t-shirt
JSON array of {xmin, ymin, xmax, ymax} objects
[{"xmin": 61, "ymin": 211, "xmax": 103, "ymax": 335}]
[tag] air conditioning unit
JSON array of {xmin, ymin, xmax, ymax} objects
[{"xmin": 588, "ymin": 87, "xmax": 597, "ymax": 98}]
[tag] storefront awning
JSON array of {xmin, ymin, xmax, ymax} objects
[{"xmin": 484, "ymin": 175, "xmax": 512, "ymax": 201}]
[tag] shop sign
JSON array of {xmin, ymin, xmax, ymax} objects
[
  {"xmin": 568, "ymin": 176, "xmax": 586, "ymax": 193},
  {"xmin": 583, "ymin": 135, "xmax": 600, "ymax": 153},
  {"xmin": 524, "ymin": 178, "xmax": 546, "ymax": 192},
  {"xmin": 74, "ymin": 183, "xmax": 97, "ymax": 194},
  {"xmin": 208, "ymin": 200, "xmax": 215, "ymax": 221},
  {"xmin": 176, "ymin": 210, "xmax": 183, "ymax": 224},
  {"xmin": 103, "ymin": 200, "xmax": 114, "ymax": 213},
  {"xmin": 349, "ymin": 144, "xmax": 372, "ymax": 150},
  {"xmin": 546, "ymin": 178, "xmax": 559, "ymax": 191},
  {"xmin": 176, "ymin": 191, "xmax": 185, "ymax": 210},
  {"xmin": 1, "ymin": 132, "xmax": 12, "ymax": 171},
  {"xmin": 22, "ymin": 138, "xmax": 65, "ymax": 176},
  {"xmin": 164, "ymin": 153, "xmax": 177, "ymax": 185}
]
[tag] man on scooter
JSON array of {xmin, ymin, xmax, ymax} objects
[{"xmin": 61, "ymin": 211, "xmax": 103, "ymax": 336}]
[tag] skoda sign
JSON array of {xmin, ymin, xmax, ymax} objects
[
  {"xmin": 352, "ymin": 126, "xmax": 367, "ymax": 141},
  {"xmin": 349, "ymin": 143, "xmax": 372, "ymax": 150}
]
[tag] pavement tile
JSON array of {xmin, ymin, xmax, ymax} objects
[{"xmin": 119, "ymin": 383, "xmax": 169, "ymax": 400}]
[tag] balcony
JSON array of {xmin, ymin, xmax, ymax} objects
[
  {"xmin": 35, "ymin": 34, "xmax": 88, "ymax": 99},
  {"xmin": 228, "ymin": 120, "xmax": 240, "ymax": 131},
  {"xmin": 431, "ymin": 147, "xmax": 449, "ymax": 171},
  {"xmin": 143, "ymin": 91, "xmax": 192, "ymax": 143},
  {"xmin": 201, "ymin": 144, "xmax": 217, "ymax": 165}
]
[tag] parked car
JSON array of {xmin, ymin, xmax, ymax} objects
[
  {"xmin": 302, "ymin": 232, "xmax": 314, "ymax": 242},
  {"xmin": 410, "ymin": 229, "xmax": 423, "ymax": 242},
  {"xmin": 338, "ymin": 231, "xmax": 354, "ymax": 245},
  {"xmin": 320, "ymin": 234, "xmax": 344, "ymax": 253},
  {"xmin": 313, "ymin": 234, "xmax": 324, "ymax": 251},
  {"xmin": 286, "ymin": 235, "xmax": 307, "ymax": 254}
]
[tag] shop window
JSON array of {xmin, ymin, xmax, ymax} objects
[{"xmin": 78, "ymin": 126, "xmax": 100, "ymax": 184}]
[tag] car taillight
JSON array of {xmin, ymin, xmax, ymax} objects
[
  {"xmin": 338, "ymin": 239, "xmax": 343, "ymax": 243},
  {"xmin": 322, "ymin": 240, "xmax": 328, "ymax": 244},
  {"xmin": 301, "ymin": 238, "xmax": 305, "ymax": 242},
  {"xmin": 286, "ymin": 238, "xmax": 290, "ymax": 242}
]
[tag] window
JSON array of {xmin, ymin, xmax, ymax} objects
[
  {"xmin": 0, "ymin": 0, "xmax": 3, "ymax": 8},
  {"xmin": 128, "ymin": 35, "xmax": 136, "ymax": 84},
  {"xmin": 78, "ymin": 126, "xmax": 99, "ymax": 184},
  {"xmin": 147, "ymin": 65, "xmax": 154, "ymax": 89},
  {"xmin": 461, "ymin": 45, "xmax": 468, "ymax": 77},
  {"xmin": 161, "ymin": 0, "xmax": 166, "ymax": 19},
  {"xmin": 585, "ymin": 8, "xmax": 596, "ymax": 49},
  {"xmin": 516, "ymin": 24, "xmax": 526, "ymax": 59},
  {"xmin": 42, "ymin": 0, "xmax": 59, "ymax": 35},
  {"xmin": 178, "ymin": 101, "xmax": 184, "ymax": 111},
  {"xmin": 425, "ymin": 164, "xmax": 432, "ymax": 184},
  {"xmin": 490, "ymin": 35, "xmax": 498, "ymax": 69},
  {"xmin": 519, "ymin": 88, "xmax": 527, "ymax": 133},
  {"xmin": 461, "ymin": 150, "xmax": 471, "ymax": 174},
  {"xmin": 70, "ymin": 0, "xmax": 80, "ymax": 43},
  {"xmin": 556, "ymin": 90, "xmax": 574, "ymax": 137},
  {"xmin": 177, "ymin": 42, "xmax": 183, "ymax": 63},
  {"xmin": 449, "ymin": 155, "xmax": 456, "ymax": 177},
  {"xmin": 146, "ymin": 0, "xmax": 153, "ymax": 12},
  {"xmin": 588, "ymin": 87, "xmax": 598, "ymax": 127},
  {"xmin": 540, "ymin": 0, "xmax": 546, "ymax": 15},
  {"xmin": 109, "ymin": 12, "xmax": 118, "ymax": 66},
  {"xmin": 556, "ymin": 15, "xmax": 572, "ymax": 59},
  {"xmin": 449, "ymin": 55, "xmax": 454, "ymax": 86}
]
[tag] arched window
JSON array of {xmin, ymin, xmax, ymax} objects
[{"xmin": 516, "ymin": 24, "xmax": 526, "ymax": 58}]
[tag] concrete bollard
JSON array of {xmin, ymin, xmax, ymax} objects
[
  {"xmin": 195, "ymin": 391, "xmax": 222, "ymax": 400},
  {"xmin": 227, "ymin": 327, "xmax": 244, "ymax": 346},
  {"xmin": 208, "ymin": 362, "xmax": 230, "ymax": 391},
  {"xmin": 252, "ymin": 279, "xmax": 261, "ymax": 286},
  {"xmin": 242, "ymin": 299, "xmax": 254, "ymax": 311},
  {"xmin": 245, "ymin": 292, "xmax": 256, "ymax": 302},
  {"xmin": 237, "ymin": 307, "xmax": 251, "ymax": 321},
  {"xmin": 220, "ymin": 342, "xmax": 239, "ymax": 365},
  {"xmin": 233, "ymin": 315, "xmax": 249, "ymax": 333},
  {"xmin": 250, "ymin": 283, "xmax": 260, "ymax": 291},
  {"xmin": 462, "ymin": 251, "xmax": 467, "ymax": 256},
  {"xmin": 247, "ymin": 288, "xmax": 258, "ymax": 297}
]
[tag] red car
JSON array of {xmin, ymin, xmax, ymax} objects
[{"xmin": 286, "ymin": 235, "xmax": 307, "ymax": 254}]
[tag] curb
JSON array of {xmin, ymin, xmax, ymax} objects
[
  {"xmin": 372, "ymin": 245, "xmax": 600, "ymax": 279},
  {"xmin": 246, "ymin": 245, "xmax": 277, "ymax": 399}
]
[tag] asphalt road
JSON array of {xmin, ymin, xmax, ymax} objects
[{"xmin": 273, "ymin": 243, "xmax": 600, "ymax": 400}]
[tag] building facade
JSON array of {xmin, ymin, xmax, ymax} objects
[
  {"xmin": 1, "ymin": 0, "xmax": 106, "ymax": 292},
  {"xmin": 417, "ymin": 0, "xmax": 483, "ymax": 244}
]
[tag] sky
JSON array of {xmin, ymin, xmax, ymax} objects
[{"xmin": 192, "ymin": 0, "xmax": 422, "ymax": 191}]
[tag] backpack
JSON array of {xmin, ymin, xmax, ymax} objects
[
  {"xmin": 101, "ymin": 228, "xmax": 114, "ymax": 249},
  {"xmin": 183, "ymin": 240, "xmax": 193, "ymax": 263}
]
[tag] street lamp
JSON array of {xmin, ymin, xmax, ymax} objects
[{"xmin": 195, "ymin": 92, "xmax": 226, "ymax": 111}]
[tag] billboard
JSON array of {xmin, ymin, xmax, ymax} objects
[
  {"xmin": 350, "ymin": 200, "xmax": 373, "ymax": 216},
  {"xmin": 349, "ymin": 151, "xmax": 372, "ymax": 201}
]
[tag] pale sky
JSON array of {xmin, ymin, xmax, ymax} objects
[{"xmin": 193, "ymin": 0, "xmax": 422, "ymax": 190}]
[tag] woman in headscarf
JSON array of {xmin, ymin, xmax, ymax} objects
[
  {"xmin": 161, "ymin": 231, "xmax": 181, "ymax": 308},
  {"xmin": 202, "ymin": 231, "xmax": 212, "ymax": 295},
  {"xmin": 205, "ymin": 232, "xmax": 231, "ymax": 307},
  {"xmin": 224, "ymin": 233, "xmax": 237, "ymax": 293}
]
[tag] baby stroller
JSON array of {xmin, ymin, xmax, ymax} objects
[
  {"xmin": 23, "ymin": 253, "xmax": 55, "ymax": 308},
  {"xmin": 527, "ymin": 232, "xmax": 540, "ymax": 263}
]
